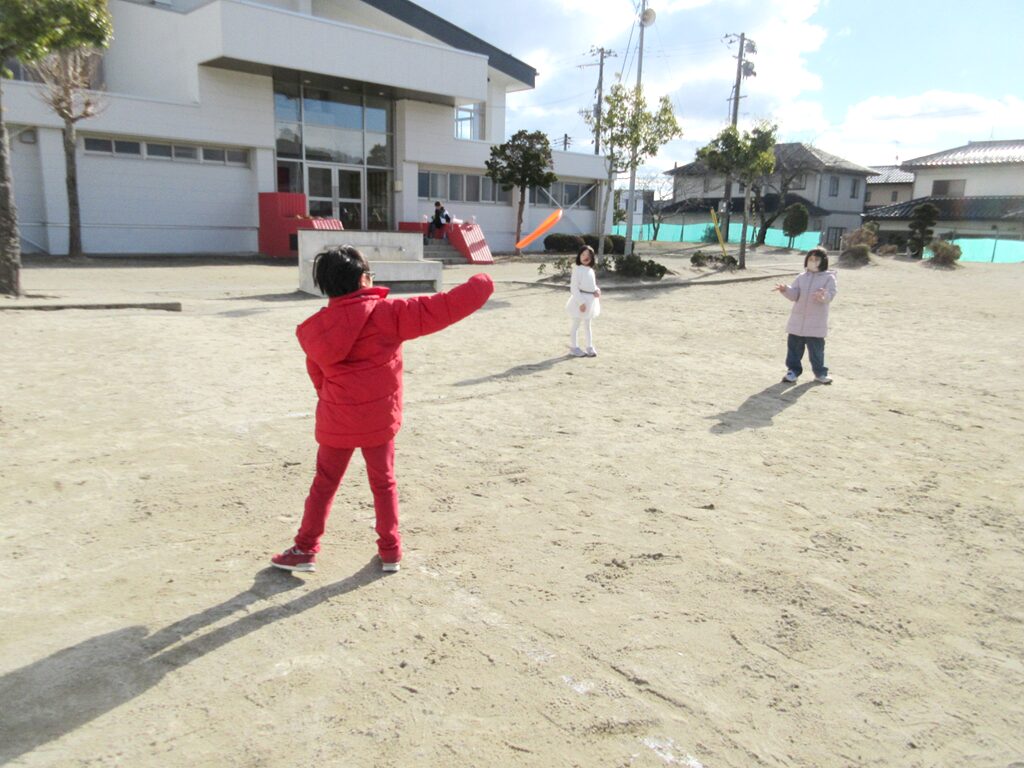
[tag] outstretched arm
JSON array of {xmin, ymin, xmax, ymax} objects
[{"xmin": 385, "ymin": 274, "xmax": 494, "ymax": 342}]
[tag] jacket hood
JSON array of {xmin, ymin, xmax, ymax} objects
[{"xmin": 296, "ymin": 287, "xmax": 390, "ymax": 366}]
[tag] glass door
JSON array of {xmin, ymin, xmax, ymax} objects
[{"xmin": 305, "ymin": 164, "xmax": 363, "ymax": 229}]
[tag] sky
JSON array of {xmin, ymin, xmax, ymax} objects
[{"xmin": 413, "ymin": 0, "xmax": 1024, "ymax": 188}]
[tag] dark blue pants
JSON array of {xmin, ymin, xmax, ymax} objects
[{"xmin": 786, "ymin": 334, "xmax": 827, "ymax": 377}]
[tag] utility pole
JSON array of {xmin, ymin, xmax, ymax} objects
[
  {"xmin": 582, "ymin": 46, "xmax": 616, "ymax": 154},
  {"xmin": 563, "ymin": 133, "xmax": 571, "ymax": 151},
  {"xmin": 624, "ymin": 0, "xmax": 653, "ymax": 259},
  {"xmin": 720, "ymin": 32, "xmax": 755, "ymax": 241}
]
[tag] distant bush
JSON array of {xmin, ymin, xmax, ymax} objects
[
  {"xmin": 608, "ymin": 234, "xmax": 626, "ymax": 255},
  {"xmin": 542, "ymin": 232, "xmax": 584, "ymax": 252},
  {"xmin": 928, "ymin": 239, "xmax": 962, "ymax": 267},
  {"xmin": 614, "ymin": 254, "xmax": 667, "ymax": 280},
  {"xmin": 691, "ymin": 249, "xmax": 736, "ymax": 269},
  {"xmin": 701, "ymin": 225, "xmax": 719, "ymax": 243},
  {"xmin": 839, "ymin": 243, "xmax": 872, "ymax": 266}
]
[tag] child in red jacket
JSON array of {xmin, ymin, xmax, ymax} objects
[{"xmin": 271, "ymin": 245, "xmax": 494, "ymax": 574}]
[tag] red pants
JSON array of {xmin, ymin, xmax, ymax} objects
[{"xmin": 294, "ymin": 441, "xmax": 401, "ymax": 563}]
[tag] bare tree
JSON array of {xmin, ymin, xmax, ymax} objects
[
  {"xmin": 30, "ymin": 49, "xmax": 104, "ymax": 258},
  {"xmin": 637, "ymin": 172, "xmax": 674, "ymax": 241}
]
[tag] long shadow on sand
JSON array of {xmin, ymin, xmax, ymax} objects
[
  {"xmin": 0, "ymin": 561, "xmax": 383, "ymax": 763},
  {"xmin": 454, "ymin": 354, "xmax": 574, "ymax": 386},
  {"xmin": 708, "ymin": 381, "xmax": 816, "ymax": 433}
]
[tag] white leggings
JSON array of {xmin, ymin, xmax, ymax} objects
[{"xmin": 570, "ymin": 317, "xmax": 593, "ymax": 349}]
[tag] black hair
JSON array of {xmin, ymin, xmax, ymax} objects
[
  {"xmin": 312, "ymin": 245, "xmax": 370, "ymax": 297},
  {"xmin": 576, "ymin": 245, "xmax": 596, "ymax": 266},
  {"xmin": 805, "ymin": 246, "xmax": 829, "ymax": 271},
  {"xmin": 434, "ymin": 201, "xmax": 443, "ymax": 207}
]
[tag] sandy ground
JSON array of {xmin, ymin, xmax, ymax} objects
[{"xmin": 1, "ymin": 250, "xmax": 1022, "ymax": 768}]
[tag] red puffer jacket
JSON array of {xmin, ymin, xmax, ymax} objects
[{"xmin": 296, "ymin": 274, "xmax": 494, "ymax": 448}]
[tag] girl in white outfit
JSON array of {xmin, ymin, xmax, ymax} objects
[{"xmin": 566, "ymin": 245, "xmax": 601, "ymax": 357}]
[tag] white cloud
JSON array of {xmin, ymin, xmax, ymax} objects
[{"xmin": 814, "ymin": 92, "xmax": 1024, "ymax": 165}]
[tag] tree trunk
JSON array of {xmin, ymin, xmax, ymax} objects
[
  {"xmin": 739, "ymin": 184, "xmax": 752, "ymax": 270},
  {"xmin": 63, "ymin": 118, "xmax": 83, "ymax": 258},
  {"xmin": 514, "ymin": 186, "xmax": 525, "ymax": 256},
  {"xmin": 596, "ymin": 163, "xmax": 615, "ymax": 259},
  {"xmin": 0, "ymin": 81, "xmax": 22, "ymax": 296}
]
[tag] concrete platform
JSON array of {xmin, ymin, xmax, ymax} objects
[{"xmin": 297, "ymin": 230, "xmax": 443, "ymax": 295}]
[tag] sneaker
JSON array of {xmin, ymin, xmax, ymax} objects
[
  {"xmin": 271, "ymin": 547, "xmax": 316, "ymax": 572},
  {"xmin": 381, "ymin": 560, "xmax": 401, "ymax": 573},
  {"xmin": 782, "ymin": 370, "xmax": 798, "ymax": 383},
  {"xmin": 585, "ymin": 347, "xmax": 597, "ymax": 357},
  {"xmin": 814, "ymin": 374, "xmax": 833, "ymax": 385},
  {"xmin": 569, "ymin": 347, "xmax": 586, "ymax": 357}
]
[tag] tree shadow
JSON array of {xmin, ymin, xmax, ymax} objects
[
  {"xmin": 454, "ymin": 355, "xmax": 573, "ymax": 386},
  {"xmin": 708, "ymin": 381, "xmax": 816, "ymax": 434},
  {"xmin": 0, "ymin": 561, "xmax": 382, "ymax": 763}
]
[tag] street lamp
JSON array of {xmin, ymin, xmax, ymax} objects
[{"xmin": 623, "ymin": 2, "xmax": 656, "ymax": 258}]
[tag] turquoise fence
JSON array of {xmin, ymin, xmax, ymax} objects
[
  {"xmin": 612, "ymin": 222, "xmax": 822, "ymax": 251},
  {"xmin": 935, "ymin": 238, "xmax": 1024, "ymax": 264}
]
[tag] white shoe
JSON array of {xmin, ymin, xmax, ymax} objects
[
  {"xmin": 585, "ymin": 347, "xmax": 597, "ymax": 357},
  {"xmin": 814, "ymin": 374, "xmax": 833, "ymax": 385},
  {"xmin": 783, "ymin": 370, "xmax": 798, "ymax": 383},
  {"xmin": 569, "ymin": 347, "xmax": 586, "ymax": 357},
  {"xmin": 381, "ymin": 560, "xmax": 400, "ymax": 573}
]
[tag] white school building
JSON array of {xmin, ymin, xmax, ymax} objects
[{"xmin": 5, "ymin": 0, "xmax": 609, "ymax": 256}]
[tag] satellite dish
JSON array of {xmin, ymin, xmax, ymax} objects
[{"xmin": 640, "ymin": 8, "xmax": 656, "ymax": 26}]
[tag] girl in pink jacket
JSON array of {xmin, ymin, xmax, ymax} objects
[
  {"xmin": 773, "ymin": 246, "xmax": 837, "ymax": 385},
  {"xmin": 272, "ymin": 245, "xmax": 493, "ymax": 574}
]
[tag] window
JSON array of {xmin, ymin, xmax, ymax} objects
[
  {"xmin": 417, "ymin": 172, "xmax": 430, "ymax": 198},
  {"xmin": 449, "ymin": 173, "xmax": 464, "ymax": 202},
  {"xmin": 83, "ymin": 134, "xmax": 248, "ymax": 167},
  {"xmin": 702, "ymin": 176, "xmax": 711, "ymax": 193},
  {"xmin": 891, "ymin": 190, "xmax": 898, "ymax": 202},
  {"xmin": 865, "ymin": 190, "xmax": 872, "ymax": 203},
  {"xmin": 226, "ymin": 149, "xmax": 249, "ymax": 165},
  {"xmin": 429, "ymin": 172, "xmax": 446, "ymax": 200},
  {"xmin": 465, "ymin": 175, "xmax": 480, "ymax": 203},
  {"xmin": 114, "ymin": 140, "xmax": 141, "ymax": 156},
  {"xmin": 931, "ymin": 179, "xmax": 965, "ymax": 196},
  {"xmin": 789, "ymin": 173, "xmax": 806, "ymax": 190},
  {"xmin": 828, "ymin": 176, "xmax": 839, "ymax": 196},
  {"xmin": 850, "ymin": 178, "xmax": 859, "ymax": 198},
  {"xmin": 84, "ymin": 138, "xmax": 113, "ymax": 153},
  {"xmin": 454, "ymin": 103, "xmax": 484, "ymax": 141}
]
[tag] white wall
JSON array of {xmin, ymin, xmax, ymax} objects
[
  {"xmin": 911, "ymin": 165, "xmax": 1024, "ymax": 198},
  {"xmin": 75, "ymin": 151, "xmax": 258, "ymax": 253},
  {"xmin": 8, "ymin": 129, "xmax": 48, "ymax": 253}
]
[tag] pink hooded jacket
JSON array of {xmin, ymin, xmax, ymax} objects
[{"xmin": 781, "ymin": 269, "xmax": 838, "ymax": 338}]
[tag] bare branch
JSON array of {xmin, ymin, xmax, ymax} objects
[{"xmin": 28, "ymin": 48, "xmax": 106, "ymax": 123}]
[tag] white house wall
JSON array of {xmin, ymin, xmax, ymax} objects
[{"xmin": 911, "ymin": 165, "xmax": 1024, "ymax": 198}]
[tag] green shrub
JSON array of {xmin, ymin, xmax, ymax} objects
[
  {"xmin": 928, "ymin": 239, "xmax": 962, "ymax": 267},
  {"xmin": 542, "ymin": 232, "xmax": 583, "ymax": 252},
  {"xmin": 701, "ymin": 225, "xmax": 719, "ymax": 243},
  {"xmin": 609, "ymin": 234, "xmax": 626, "ymax": 255},
  {"xmin": 644, "ymin": 260, "xmax": 667, "ymax": 279},
  {"xmin": 691, "ymin": 250, "xmax": 735, "ymax": 269},
  {"xmin": 613, "ymin": 254, "xmax": 667, "ymax": 280},
  {"xmin": 839, "ymin": 243, "xmax": 871, "ymax": 266}
]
